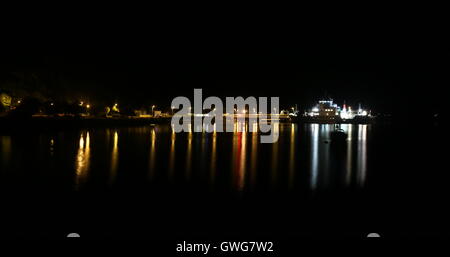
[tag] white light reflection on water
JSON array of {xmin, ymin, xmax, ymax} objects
[
  {"xmin": 310, "ymin": 124, "xmax": 319, "ymax": 190},
  {"xmin": 357, "ymin": 125, "xmax": 368, "ymax": 187},
  {"xmin": 343, "ymin": 124, "xmax": 353, "ymax": 186},
  {"xmin": 320, "ymin": 125, "xmax": 331, "ymax": 188},
  {"xmin": 308, "ymin": 124, "xmax": 368, "ymax": 190}
]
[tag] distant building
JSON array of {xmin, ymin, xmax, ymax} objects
[
  {"xmin": 153, "ymin": 110, "xmax": 162, "ymax": 117},
  {"xmin": 134, "ymin": 109, "xmax": 149, "ymax": 117}
]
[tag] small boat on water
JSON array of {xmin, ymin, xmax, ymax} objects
[{"xmin": 330, "ymin": 128, "xmax": 347, "ymax": 142}]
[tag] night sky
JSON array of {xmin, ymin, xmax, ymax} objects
[{"xmin": 1, "ymin": 13, "xmax": 448, "ymax": 117}]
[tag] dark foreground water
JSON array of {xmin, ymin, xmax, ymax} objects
[{"xmin": 0, "ymin": 123, "xmax": 448, "ymax": 239}]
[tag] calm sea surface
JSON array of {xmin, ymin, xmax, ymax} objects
[{"xmin": 0, "ymin": 123, "xmax": 447, "ymax": 238}]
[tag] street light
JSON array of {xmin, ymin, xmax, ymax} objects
[
  {"xmin": 112, "ymin": 103, "xmax": 119, "ymax": 113},
  {"xmin": 152, "ymin": 105, "xmax": 156, "ymax": 116}
]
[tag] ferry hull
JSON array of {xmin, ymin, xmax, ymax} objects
[{"xmin": 290, "ymin": 116, "xmax": 375, "ymax": 124}]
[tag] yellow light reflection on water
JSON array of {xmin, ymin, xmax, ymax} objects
[
  {"xmin": 79, "ymin": 135, "xmax": 84, "ymax": 149},
  {"xmin": 238, "ymin": 131, "xmax": 247, "ymax": 190},
  {"xmin": 75, "ymin": 132, "xmax": 90, "ymax": 190},
  {"xmin": 232, "ymin": 129, "xmax": 247, "ymax": 191},
  {"xmin": 50, "ymin": 138, "xmax": 55, "ymax": 156},
  {"xmin": 86, "ymin": 132, "xmax": 90, "ymax": 148},
  {"xmin": 109, "ymin": 131, "xmax": 118, "ymax": 186},
  {"xmin": 168, "ymin": 130, "xmax": 176, "ymax": 179},
  {"xmin": 149, "ymin": 129, "xmax": 156, "ymax": 178},
  {"xmin": 288, "ymin": 123, "xmax": 296, "ymax": 189},
  {"xmin": 185, "ymin": 130, "xmax": 193, "ymax": 180},
  {"xmin": 0, "ymin": 136, "xmax": 12, "ymax": 167},
  {"xmin": 252, "ymin": 122, "xmax": 258, "ymax": 133},
  {"xmin": 271, "ymin": 128, "xmax": 279, "ymax": 187},
  {"xmin": 210, "ymin": 131, "xmax": 217, "ymax": 185}
]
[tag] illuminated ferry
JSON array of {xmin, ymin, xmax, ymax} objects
[{"xmin": 297, "ymin": 99, "xmax": 374, "ymax": 123}]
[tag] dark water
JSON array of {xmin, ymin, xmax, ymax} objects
[{"xmin": 0, "ymin": 123, "xmax": 448, "ymax": 239}]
